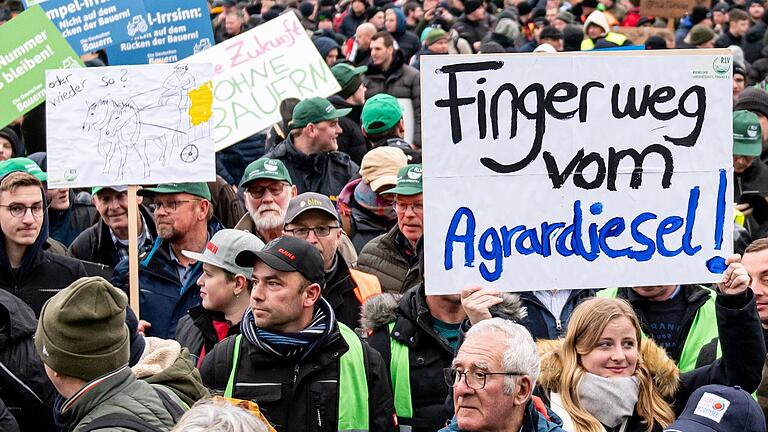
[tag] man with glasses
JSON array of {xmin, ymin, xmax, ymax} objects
[
  {"xmin": 358, "ymin": 164, "xmax": 423, "ymax": 293},
  {"xmin": 283, "ymin": 192, "xmax": 381, "ymax": 329},
  {"xmin": 0, "ymin": 170, "xmax": 86, "ymax": 315},
  {"xmin": 262, "ymin": 96, "xmax": 359, "ymax": 200},
  {"xmin": 112, "ymin": 183, "xmax": 222, "ymax": 338},
  {"xmin": 439, "ymin": 318, "xmax": 565, "ymax": 432},
  {"xmin": 235, "ymin": 158, "xmax": 297, "ymax": 244}
]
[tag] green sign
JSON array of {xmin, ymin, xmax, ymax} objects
[{"xmin": 0, "ymin": 6, "xmax": 83, "ymax": 128}]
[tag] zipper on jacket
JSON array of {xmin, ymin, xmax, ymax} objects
[
  {"xmin": 292, "ymin": 364, "xmax": 300, "ymax": 385},
  {"xmin": 316, "ymin": 408, "xmax": 323, "ymax": 429},
  {"xmin": 555, "ymin": 319, "xmax": 562, "ymax": 331}
]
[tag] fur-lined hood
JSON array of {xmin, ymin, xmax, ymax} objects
[
  {"xmin": 360, "ymin": 285, "xmax": 527, "ymax": 332},
  {"xmin": 536, "ymin": 338, "xmax": 680, "ymax": 399}
]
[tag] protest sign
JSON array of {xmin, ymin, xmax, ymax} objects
[
  {"xmin": 0, "ymin": 6, "xmax": 83, "ymax": 128},
  {"xmin": 183, "ymin": 12, "xmax": 340, "ymax": 150},
  {"xmin": 640, "ymin": 0, "xmax": 695, "ymax": 19},
  {"xmin": 420, "ymin": 51, "xmax": 733, "ymax": 294},
  {"xmin": 23, "ymin": 0, "xmax": 147, "ymax": 55},
  {"xmin": 614, "ymin": 26, "xmax": 671, "ymax": 45},
  {"xmin": 45, "ymin": 63, "xmax": 216, "ymax": 188},
  {"xmin": 105, "ymin": 0, "xmax": 214, "ymax": 65}
]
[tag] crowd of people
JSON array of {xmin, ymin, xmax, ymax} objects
[{"xmin": 4, "ymin": 0, "xmax": 768, "ymax": 429}]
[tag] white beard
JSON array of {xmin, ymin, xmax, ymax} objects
[{"xmin": 251, "ymin": 203, "xmax": 285, "ymax": 231}]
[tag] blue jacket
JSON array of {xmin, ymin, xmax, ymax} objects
[
  {"xmin": 111, "ymin": 220, "xmax": 222, "ymax": 338},
  {"xmin": 439, "ymin": 398, "xmax": 566, "ymax": 432},
  {"xmin": 518, "ymin": 289, "xmax": 595, "ymax": 340}
]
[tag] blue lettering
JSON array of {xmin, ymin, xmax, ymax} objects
[
  {"xmin": 516, "ymin": 228, "xmax": 544, "ymax": 255},
  {"xmin": 501, "ymin": 224, "xmax": 525, "ymax": 257},
  {"xmin": 598, "ymin": 217, "xmax": 629, "ymax": 258},
  {"xmin": 444, "ymin": 207, "xmax": 476, "ymax": 270},
  {"xmin": 479, "ymin": 228, "xmax": 503, "ymax": 281},
  {"xmin": 683, "ymin": 185, "xmax": 702, "ymax": 255},
  {"xmin": 656, "ymin": 216, "xmax": 684, "ymax": 256},
  {"xmin": 541, "ymin": 222, "xmax": 565, "ymax": 256},
  {"xmin": 628, "ymin": 212, "xmax": 657, "ymax": 261}
]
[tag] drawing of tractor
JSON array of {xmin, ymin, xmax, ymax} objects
[
  {"xmin": 193, "ymin": 39, "xmax": 212, "ymax": 54},
  {"xmin": 127, "ymin": 16, "xmax": 149, "ymax": 36}
]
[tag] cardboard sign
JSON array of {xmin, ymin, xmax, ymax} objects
[
  {"xmin": 420, "ymin": 51, "xmax": 733, "ymax": 294},
  {"xmin": 23, "ymin": 0, "xmax": 148, "ymax": 55},
  {"xmin": 45, "ymin": 63, "xmax": 216, "ymax": 188},
  {"xmin": 640, "ymin": 0, "xmax": 695, "ymax": 19},
  {"xmin": 183, "ymin": 12, "xmax": 340, "ymax": 151},
  {"xmin": 0, "ymin": 6, "xmax": 83, "ymax": 128},
  {"xmin": 105, "ymin": 0, "xmax": 215, "ymax": 65},
  {"xmin": 615, "ymin": 26, "xmax": 671, "ymax": 45}
]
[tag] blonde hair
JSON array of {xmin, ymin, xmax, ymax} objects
[{"xmin": 558, "ymin": 297, "xmax": 674, "ymax": 432}]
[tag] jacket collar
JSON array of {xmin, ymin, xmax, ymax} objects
[{"xmin": 60, "ymin": 366, "xmax": 135, "ymax": 427}]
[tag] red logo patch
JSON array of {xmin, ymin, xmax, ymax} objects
[
  {"xmin": 206, "ymin": 242, "xmax": 219, "ymax": 254},
  {"xmin": 278, "ymin": 248, "xmax": 296, "ymax": 260}
]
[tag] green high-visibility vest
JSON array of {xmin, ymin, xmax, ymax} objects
[
  {"xmin": 224, "ymin": 323, "xmax": 370, "ymax": 431},
  {"xmin": 580, "ymin": 32, "xmax": 629, "ymax": 50},
  {"xmin": 388, "ymin": 321, "xmax": 414, "ymax": 425},
  {"xmin": 597, "ymin": 287, "xmax": 720, "ymax": 373}
]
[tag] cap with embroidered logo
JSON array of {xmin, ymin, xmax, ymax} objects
[
  {"xmin": 137, "ymin": 182, "xmax": 211, "ymax": 200},
  {"xmin": 382, "ymin": 164, "xmax": 423, "ymax": 195},
  {"xmin": 235, "ymin": 236, "xmax": 325, "ymax": 287},
  {"xmin": 663, "ymin": 385, "xmax": 765, "ymax": 432},
  {"xmin": 284, "ymin": 192, "xmax": 340, "ymax": 224},
  {"xmin": 733, "ymin": 110, "xmax": 762, "ymax": 157},
  {"xmin": 182, "ymin": 229, "xmax": 265, "ymax": 278},
  {"xmin": 239, "ymin": 158, "xmax": 293, "ymax": 188},
  {"xmin": 290, "ymin": 97, "xmax": 351, "ymax": 129},
  {"xmin": 0, "ymin": 157, "xmax": 47, "ymax": 182}
]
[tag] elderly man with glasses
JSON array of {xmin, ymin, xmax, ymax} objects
[
  {"xmin": 112, "ymin": 182, "xmax": 223, "ymax": 338},
  {"xmin": 282, "ymin": 192, "xmax": 381, "ymax": 330}
]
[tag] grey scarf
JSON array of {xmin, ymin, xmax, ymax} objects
[{"xmin": 578, "ymin": 373, "xmax": 640, "ymax": 428}]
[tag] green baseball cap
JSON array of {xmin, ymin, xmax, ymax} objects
[
  {"xmin": 361, "ymin": 94, "xmax": 403, "ymax": 134},
  {"xmin": 733, "ymin": 110, "xmax": 762, "ymax": 157},
  {"xmin": 137, "ymin": 182, "xmax": 211, "ymax": 200},
  {"xmin": 240, "ymin": 158, "xmax": 293, "ymax": 188},
  {"xmin": 332, "ymin": 63, "xmax": 367, "ymax": 87},
  {"xmin": 382, "ymin": 164, "xmax": 423, "ymax": 196},
  {"xmin": 0, "ymin": 157, "xmax": 47, "ymax": 182},
  {"xmin": 289, "ymin": 97, "xmax": 351, "ymax": 129}
]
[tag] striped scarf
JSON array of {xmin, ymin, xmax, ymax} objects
[{"xmin": 241, "ymin": 297, "xmax": 336, "ymax": 360}]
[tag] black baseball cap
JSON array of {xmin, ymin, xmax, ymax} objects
[
  {"xmin": 235, "ymin": 236, "xmax": 325, "ymax": 287},
  {"xmin": 663, "ymin": 385, "xmax": 765, "ymax": 432}
]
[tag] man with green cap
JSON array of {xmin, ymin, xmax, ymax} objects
[
  {"xmin": 262, "ymin": 96, "xmax": 360, "ymax": 201},
  {"xmin": 361, "ymin": 93, "xmax": 421, "ymax": 163},
  {"xmin": 358, "ymin": 164, "xmax": 423, "ymax": 293},
  {"xmin": 111, "ymin": 182, "xmax": 223, "ymax": 339},
  {"xmin": 235, "ymin": 158, "xmax": 298, "ymax": 244},
  {"xmin": 330, "ymin": 62, "xmax": 369, "ymax": 165},
  {"xmin": 734, "ymin": 110, "xmax": 768, "ymax": 239},
  {"xmin": 36, "ymin": 277, "xmax": 185, "ymax": 431}
]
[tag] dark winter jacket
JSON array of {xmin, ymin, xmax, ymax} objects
[
  {"xmin": 0, "ymin": 197, "xmax": 88, "ymax": 316},
  {"xmin": 715, "ymin": 31, "xmax": 744, "ymax": 49},
  {"xmin": 735, "ymin": 159, "xmax": 768, "ymax": 240},
  {"xmin": 262, "ymin": 134, "xmax": 359, "ymax": 201},
  {"xmin": 364, "ymin": 50, "xmax": 422, "ymax": 147},
  {"xmin": 68, "ymin": 205, "xmax": 157, "ymax": 271},
  {"xmin": 389, "ymin": 7, "xmax": 421, "ymax": 61},
  {"xmin": 0, "ymin": 399, "xmax": 20, "ymax": 432},
  {"xmin": 340, "ymin": 9, "xmax": 367, "ymax": 37},
  {"xmin": 518, "ymin": 289, "xmax": 595, "ymax": 340},
  {"xmin": 47, "ymin": 190, "xmax": 98, "ymax": 248},
  {"xmin": 369, "ymin": 137, "xmax": 422, "ymax": 163},
  {"xmin": 111, "ymin": 220, "xmax": 223, "ymax": 339},
  {"xmin": 175, "ymin": 306, "xmax": 241, "ymax": 368},
  {"xmin": 744, "ymin": 18, "xmax": 767, "ymax": 64},
  {"xmin": 0, "ymin": 290, "xmax": 57, "ymax": 431},
  {"xmin": 324, "ymin": 252, "xmax": 372, "ymax": 330},
  {"xmin": 357, "ymin": 225, "xmax": 420, "ymax": 293},
  {"xmin": 329, "ymin": 95, "xmax": 369, "ymax": 166},
  {"xmin": 208, "ymin": 175, "xmax": 246, "ymax": 229},
  {"xmin": 452, "ymin": 15, "xmax": 490, "ymax": 51},
  {"xmin": 439, "ymin": 398, "xmax": 566, "ymax": 432},
  {"xmin": 200, "ymin": 300, "xmax": 396, "ymax": 432}
]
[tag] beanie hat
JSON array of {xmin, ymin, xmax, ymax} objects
[
  {"xmin": 684, "ymin": 24, "xmax": 715, "ymax": 46},
  {"xmin": 35, "ymin": 277, "xmax": 130, "ymax": 381},
  {"xmin": 735, "ymin": 87, "xmax": 768, "ymax": 119},
  {"xmin": 425, "ymin": 28, "xmax": 449, "ymax": 45},
  {"xmin": 555, "ymin": 10, "xmax": 575, "ymax": 23},
  {"xmin": 734, "ymin": 62, "xmax": 747, "ymax": 79},
  {"xmin": 540, "ymin": 26, "xmax": 563, "ymax": 40},
  {"xmin": 517, "ymin": 1, "xmax": 532, "ymax": 16},
  {"xmin": 464, "ymin": 0, "xmax": 483, "ymax": 14},
  {"xmin": 645, "ymin": 35, "xmax": 668, "ymax": 49},
  {"xmin": 313, "ymin": 36, "xmax": 341, "ymax": 59},
  {"xmin": 690, "ymin": 5, "xmax": 711, "ymax": 25},
  {"xmin": 299, "ymin": 0, "xmax": 315, "ymax": 17}
]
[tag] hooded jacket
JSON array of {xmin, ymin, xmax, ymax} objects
[
  {"xmin": 0, "ymin": 128, "xmax": 24, "ymax": 159},
  {"xmin": 0, "ymin": 187, "xmax": 88, "ymax": 316},
  {"xmin": 0, "ymin": 289, "xmax": 57, "ymax": 431},
  {"xmin": 340, "ymin": 7, "xmax": 367, "ymax": 37},
  {"xmin": 262, "ymin": 134, "xmax": 360, "ymax": 201},
  {"xmin": 363, "ymin": 49, "xmax": 422, "ymax": 147},
  {"xmin": 389, "ymin": 8, "xmax": 421, "ymax": 61},
  {"xmin": 357, "ymin": 225, "xmax": 420, "ymax": 293},
  {"xmin": 363, "ymin": 286, "xmax": 526, "ymax": 431},
  {"xmin": 111, "ymin": 219, "xmax": 223, "ymax": 339},
  {"xmin": 537, "ymin": 289, "xmax": 766, "ymax": 432}
]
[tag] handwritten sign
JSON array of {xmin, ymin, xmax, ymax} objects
[
  {"xmin": 614, "ymin": 26, "xmax": 670, "ymax": 45},
  {"xmin": 420, "ymin": 51, "xmax": 733, "ymax": 294},
  {"xmin": 183, "ymin": 12, "xmax": 340, "ymax": 151},
  {"xmin": 23, "ymin": 0, "xmax": 147, "ymax": 55},
  {"xmin": 105, "ymin": 0, "xmax": 214, "ymax": 65},
  {"xmin": 640, "ymin": 0, "xmax": 695, "ymax": 18},
  {"xmin": 45, "ymin": 63, "xmax": 216, "ymax": 188},
  {"xmin": 0, "ymin": 6, "xmax": 83, "ymax": 128}
]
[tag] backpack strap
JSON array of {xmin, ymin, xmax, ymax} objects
[
  {"xmin": 152, "ymin": 386, "xmax": 185, "ymax": 422},
  {"xmin": 78, "ymin": 413, "xmax": 163, "ymax": 432}
]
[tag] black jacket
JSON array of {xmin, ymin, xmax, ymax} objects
[
  {"xmin": 47, "ymin": 190, "xmax": 98, "ymax": 248},
  {"xmin": 262, "ymin": 135, "xmax": 359, "ymax": 201},
  {"xmin": 0, "ymin": 290, "xmax": 57, "ymax": 431},
  {"xmin": 329, "ymin": 96, "xmax": 368, "ymax": 166},
  {"xmin": 0, "ymin": 202, "xmax": 87, "ymax": 316},
  {"xmin": 519, "ymin": 289, "xmax": 595, "ymax": 340},
  {"xmin": 744, "ymin": 19, "xmax": 767, "ymax": 64},
  {"xmin": 175, "ymin": 306, "xmax": 241, "ymax": 367},
  {"xmin": 452, "ymin": 15, "xmax": 490, "ymax": 51},
  {"xmin": 715, "ymin": 31, "xmax": 744, "ymax": 49},
  {"xmin": 325, "ymin": 252, "xmax": 367, "ymax": 330},
  {"xmin": 200, "ymin": 305, "xmax": 396, "ymax": 432},
  {"xmin": 68, "ymin": 204, "xmax": 157, "ymax": 270}
]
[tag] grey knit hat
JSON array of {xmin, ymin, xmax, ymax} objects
[{"xmin": 735, "ymin": 87, "xmax": 768, "ymax": 120}]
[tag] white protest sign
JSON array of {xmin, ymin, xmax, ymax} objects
[
  {"xmin": 45, "ymin": 63, "xmax": 215, "ymax": 188},
  {"xmin": 420, "ymin": 51, "xmax": 733, "ymax": 294},
  {"xmin": 183, "ymin": 12, "xmax": 340, "ymax": 151}
]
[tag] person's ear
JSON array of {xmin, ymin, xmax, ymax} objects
[
  {"xmin": 233, "ymin": 274, "xmax": 248, "ymax": 296},
  {"xmin": 290, "ymin": 185, "xmax": 298, "ymax": 197},
  {"xmin": 303, "ymin": 283, "xmax": 322, "ymax": 307},
  {"xmin": 198, "ymin": 199, "xmax": 211, "ymax": 220},
  {"xmin": 514, "ymin": 375, "xmax": 533, "ymax": 406}
]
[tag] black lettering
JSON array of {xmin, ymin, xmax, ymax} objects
[
  {"xmin": 607, "ymin": 144, "xmax": 674, "ymax": 190},
  {"xmin": 664, "ymin": 85, "xmax": 706, "ymax": 147},
  {"xmin": 545, "ymin": 82, "xmax": 578, "ymax": 119},
  {"xmin": 478, "ymin": 78, "xmax": 487, "ymax": 139},
  {"xmin": 578, "ymin": 81, "xmax": 604, "ymax": 122},
  {"xmin": 543, "ymin": 148, "xmax": 585, "ymax": 188},
  {"xmin": 648, "ymin": 86, "xmax": 677, "ymax": 120},
  {"xmin": 611, "ymin": 84, "xmax": 651, "ymax": 119},
  {"xmin": 573, "ymin": 152, "xmax": 607, "ymax": 190}
]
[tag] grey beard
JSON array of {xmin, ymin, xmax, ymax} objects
[{"xmin": 251, "ymin": 209, "xmax": 284, "ymax": 231}]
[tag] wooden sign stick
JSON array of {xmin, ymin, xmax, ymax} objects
[{"xmin": 127, "ymin": 185, "xmax": 140, "ymax": 316}]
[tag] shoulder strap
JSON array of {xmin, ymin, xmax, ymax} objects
[
  {"xmin": 152, "ymin": 386, "xmax": 185, "ymax": 422},
  {"xmin": 224, "ymin": 334, "xmax": 243, "ymax": 398},
  {"xmin": 78, "ymin": 413, "xmax": 163, "ymax": 432}
]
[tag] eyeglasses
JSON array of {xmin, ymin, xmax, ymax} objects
[
  {"xmin": 284, "ymin": 225, "xmax": 340, "ymax": 239},
  {"xmin": 443, "ymin": 368, "xmax": 523, "ymax": 390},
  {"xmin": 153, "ymin": 199, "xmax": 201, "ymax": 212},
  {"xmin": 247, "ymin": 183, "xmax": 288, "ymax": 199},
  {"xmin": 0, "ymin": 203, "xmax": 45, "ymax": 218},
  {"xmin": 393, "ymin": 201, "xmax": 424, "ymax": 214}
]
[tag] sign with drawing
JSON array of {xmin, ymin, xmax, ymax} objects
[
  {"xmin": 420, "ymin": 51, "xmax": 733, "ymax": 294},
  {"xmin": 45, "ymin": 63, "xmax": 216, "ymax": 188}
]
